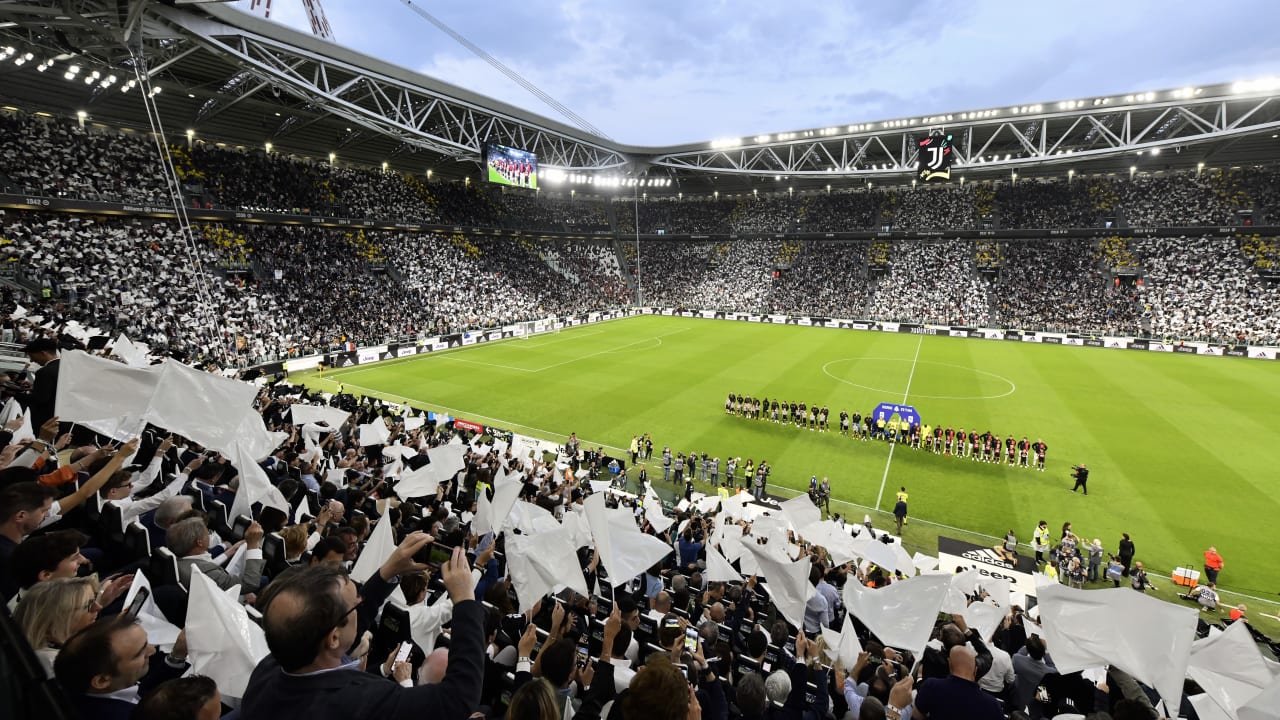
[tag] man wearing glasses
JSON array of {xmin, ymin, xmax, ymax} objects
[{"xmin": 240, "ymin": 532, "xmax": 485, "ymax": 720}]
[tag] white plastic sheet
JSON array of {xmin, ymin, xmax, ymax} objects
[
  {"xmin": 584, "ymin": 493, "xmax": 672, "ymax": 587},
  {"xmin": 1034, "ymin": 583, "xmax": 1198, "ymax": 711},
  {"xmin": 779, "ymin": 493, "xmax": 821, "ymax": 531},
  {"xmin": 184, "ymin": 566, "xmax": 269, "ymax": 702},
  {"xmin": 843, "ymin": 574, "xmax": 952, "ymax": 656},
  {"xmin": 1189, "ymin": 619, "xmax": 1278, "ymax": 720},
  {"xmin": 704, "ymin": 543, "xmax": 743, "ymax": 583},
  {"xmin": 349, "ymin": 514, "xmax": 396, "ymax": 583},
  {"xmin": 821, "ymin": 613, "xmax": 864, "ymax": 669},
  {"xmin": 358, "ymin": 419, "xmax": 391, "ymax": 447},
  {"xmin": 505, "ymin": 525, "xmax": 590, "ymax": 611},
  {"xmin": 289, "ymin": 404, "xmax": 350, "ymax": 428},
  {"xmin": 123, "ymin": 570, "xmax": 180, "ymax": 649},
  {"xmin": 744, "ymin": 543, "xmax": 815, "ymax": 630}
]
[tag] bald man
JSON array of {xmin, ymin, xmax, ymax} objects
[
  {"xmin": 912, "ymin": 645, "xmax": 1003, "ymax": 720},
  {"xmin": 420, "ymin": 648, "xmax": 449, "ymax": 685}
]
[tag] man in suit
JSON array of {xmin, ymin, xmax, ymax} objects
[
  {"xmin": 168, "ymin": 516, "xmax": 265, "ymax": 597},
  {"xmin": 54, "ymin": 615, "xmax": 189, "ymax": 720},
  {"xmin": 17, "ymin": 336, "xmax": 60, "ymax": 429},
  {"xmin": 240, "ymin": 535, "xmax": 485, "ymax": 720}
]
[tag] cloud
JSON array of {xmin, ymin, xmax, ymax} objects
[{"xmin": 232, "ymin": 0, "xmax": 1280, "ymax": 145}]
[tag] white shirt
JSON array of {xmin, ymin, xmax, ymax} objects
[
  {"xmin": 980, "ymin": 644, "xmax": 1016, "ymax": 694},
  {"xmin": 608, "ymin": 656, "xmax": 636, "ymax": 693}
]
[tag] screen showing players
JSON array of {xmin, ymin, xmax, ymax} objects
[{"xmin": 485, "ymin": 143, "xmax": 538, "ymax": 189}]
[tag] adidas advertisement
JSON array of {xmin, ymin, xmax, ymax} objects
[{"xmin": 937, "ymin": 536, "xmax": 1039, "ymax": 597}]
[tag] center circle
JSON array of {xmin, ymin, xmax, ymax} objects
[{"xmin": 821, "ymin": 357, "xmax": 1017, "ymax": 401}]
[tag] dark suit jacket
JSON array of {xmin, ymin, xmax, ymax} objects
[
  {"xmin": 239, "ymin": 599, "xmax": 486, "ymax": 720},
  {"xmin": 19, "ymin": 358, "xmax": 59, "ymax": 429},
  {"xmin": 68, "ymin": 652, "xmax": 186, "ymax": 720}
]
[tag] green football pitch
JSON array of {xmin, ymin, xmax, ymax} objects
[{"xmin": 302, "ymin": 314, "xmax": 1280, "ymax": 608}]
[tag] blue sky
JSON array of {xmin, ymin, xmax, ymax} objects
[{"xmin": 235, "ymin": 0, "xmax": 1280, "ymax": 146}]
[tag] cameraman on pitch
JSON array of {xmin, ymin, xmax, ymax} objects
[{"xmin": 1070, "ymin": 463, "xmax": 1089, "ymax": 495}]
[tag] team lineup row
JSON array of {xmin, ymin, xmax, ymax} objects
[{"xmin": 726, "ymin": 393, "xmax": 1049, "ymax": 469}]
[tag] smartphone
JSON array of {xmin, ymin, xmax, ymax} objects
[
  {"xmin": 394, "ymin": 641, "xmax": 413, "ymax": 664},
  {"xmin": 418, "ymin": 542, "xmax": 453, "ymax": 568},
  {"xmin": 684, "ymin": 626, "xmax": 699, "ymax": 653},
  {"xmin": 125, "ymin": 587, "xmax": 150, "ymax": 621},
  {"xmin": 577, "ymin": 645, "xmax": 589, "ymax": 669}
]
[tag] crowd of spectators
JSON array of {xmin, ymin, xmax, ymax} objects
[
  {"xmin": 0, "ymin": 346, "xmax": 1272, "ymax": 720},
  {"xmin": 769, "ymin": 242, "xmax": 871, "ymax": 317},
  {"xmin": 0, "ymin": 113, "xmax": 169, "ymax": 202},
  {"xmin": 1134, "ymin": 236, "xmax": 1280, "ymax": 344},
  {"xmin": 640, "ymin": 241, "xmax": 779, "ymax": 310},
  {"xmin": 991, "ymin": 241, "xmax": 1140, "ymax": 334},
  {"xmin": 867, "ymin": 241, "xmax": 991, "ymax": 326}
]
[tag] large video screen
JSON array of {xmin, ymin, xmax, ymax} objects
[{"xmin": 484, "ymin": 143, "xmax": 538, "ymax": 190}]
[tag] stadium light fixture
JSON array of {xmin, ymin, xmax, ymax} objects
[
  {"xmin": 75, "ymin": 110, "xmax": 86, "ymax": 119},
  {"xmin": 1130, "ymin": 166, "xmax": 1137, "ymax": 178},
  {"xmin": 426, "ymin": 169, "xmax": 433, "ymax": 178},
  {"xmin": 1151, "ymin": 147, "xmax": 1160, "ymax": 156},
  {"xmin": 328, "ymin": 152, "xmax": 336, "ymax": 164},
  {"xmin": 265, "ymin": 142, "xmax": 273, "ymax": 153}
]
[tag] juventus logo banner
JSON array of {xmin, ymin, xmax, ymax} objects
[{"xmin": 917, "ymin": 132, "xmax": 954, "ymax": 182}]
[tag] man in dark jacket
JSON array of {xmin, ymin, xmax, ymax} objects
[
  {"xmin": 54, "ymin": 615, "xmax": 189, "ymax": 720},
  {"xmin": 1118, "ymin": 533, "xmax": 1135, "ymax": 577},
  {"xmin": 240, "ymin": 533, "xmax": 484, "ymax": 720},
  {"xmin": 17, "ymin": 336, "xmax": 60, "ymax": 429}
]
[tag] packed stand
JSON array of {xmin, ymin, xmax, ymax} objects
[
  {"xmin": 867, "ymin": 241, "xmax": 991, "ymax": 325},
  {"xmin": 768, "ymin": 242, "xmax": 871, "ymax": 317},
  {"xmin": 0, "ymin": 113, "xmax": 169, "ymax": 202},
  {"xmin": 640, "ymin": 241, "xmax": 779, "ymax": 310},
  {"xmin": 991, "ymin": 240, "xmax": 1140, "ymax": 334},
  {"xmin": 1134, "ymin": 236, "xmax": 1280, "ymax": 344},
  {"xmin": 498, "ymin": 195, "xmax": 611, "ymax": 233},
  {"xmin": 884, "ymin": 186, "xmax": 977, "ymax": 231},
  {"xmin": 2, "ymin": 341, "xmax": 1272, "ymax": 720}
]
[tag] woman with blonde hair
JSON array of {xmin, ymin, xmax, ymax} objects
[
  {"xmin": 505, "ymin": 677, "xmax": 560, "ymax": 720},
  {"xmin": 13, "ymin": 576, "xmax": 102, "ymax": 676},
  {"xmin": 281, "ymin": 524, "xmax": 309, "ymax": 565}
]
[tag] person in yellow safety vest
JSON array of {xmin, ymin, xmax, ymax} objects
[{"xmin": 875, "ymin": 416, "xmax": 886, "ymax": 440}]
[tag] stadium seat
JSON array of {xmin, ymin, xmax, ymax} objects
[
  {"xmin": 149, "ymin": 547, "xmax": 183, "ymax": 590},
  {"xmin": 123, "ymin": 521, "xmax": 151, "ymax": 564}
]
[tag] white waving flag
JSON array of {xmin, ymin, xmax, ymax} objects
[
  {"xmin": 821, "ymin": 613, "xmax": 864, "ymax": 670},
  {"xmin": 843, "ymin": 574, "xmax": 952, "ymax": 656},
  {"xmin": 1035, "ymin": 583, "xmax": 1198, "ymax": 712},
  {"xmin": 584, "ymin": 492, "xmax": 672, "ymax": 587},
  {"xmin": 505, "ymin": 525, "xmax": 589, "ymax": 611},
  {"xmin": 704, "ymin": 543, "xmax": 743, "ymax": 583},
  {"xmin": 744, "ymin": 542, "xmax": 815, "ymax": 630},
  {"xmin": 185, "ymin": 566, "xmax": 269, "ymax": 703},
  {"xmin": 349, "ymin": 513, "xmax": 397, "ymax": 583}
]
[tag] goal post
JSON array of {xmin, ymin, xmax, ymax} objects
[{"xmin": 518, "ymin": 317, "xmax": 560, "ymax": 339}]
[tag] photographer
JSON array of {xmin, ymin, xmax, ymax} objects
[{"xmin": 1070, "ymin": 463, "xmax": 1089, "ymax": 495}]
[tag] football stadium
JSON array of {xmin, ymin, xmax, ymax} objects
[{"xmin": 0, "ymin": 2, "xmax": 1278, "ymax": 719}]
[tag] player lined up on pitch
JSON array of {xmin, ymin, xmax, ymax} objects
[{"xmin": 726, "ymin": 393, "xmax": 1049, "ymax": 469}]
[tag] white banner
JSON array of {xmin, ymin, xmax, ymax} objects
[
  {"xmin": 358, "ymin": 349, "xmax": 380, "ymax": 364},
  {"xmin": 397, "ymin": 346, "xmax": 417, "ymax": 357}
]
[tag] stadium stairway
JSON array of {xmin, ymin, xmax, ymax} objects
[{"xmin": 610, "ymin": 238, "xmax": 637, "ymax": 295}]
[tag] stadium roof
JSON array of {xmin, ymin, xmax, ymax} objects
[{"xmin": 2, "ymin": 1, "xmax": 1280, "ymax": 197}]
